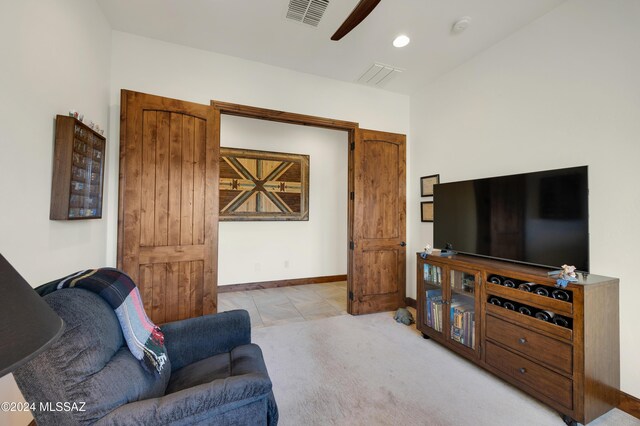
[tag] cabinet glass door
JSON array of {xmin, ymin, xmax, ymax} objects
[
  {"xmin": 423, "ymin": 263, "xmax": 444, "ymax": 335},
  {"xmin": 449, "ymin": 270, "xmax": 477, "ymax": 350}
]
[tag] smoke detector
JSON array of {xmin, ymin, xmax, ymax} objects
[{"xmin": 451, "ymin": 16, "xmax": 471, "ymax": 34}]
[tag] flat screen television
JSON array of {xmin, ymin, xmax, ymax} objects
[{"xmin": 433, "ymin": 166, "xmax": 589, "ymax": 272}]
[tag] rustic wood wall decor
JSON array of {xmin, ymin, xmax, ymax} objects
[{"xmin": 219, "ymin": 147, "xmax": 309, "ymax": 221}]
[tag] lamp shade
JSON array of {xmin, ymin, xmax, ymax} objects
[{"xmin": 0, "ymin": 254, "xmax": 64, "ymax": 377}]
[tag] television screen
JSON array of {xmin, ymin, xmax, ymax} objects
[{"xmin": 433, "ymin": 166, "xmax": 589, "ymax": 272}]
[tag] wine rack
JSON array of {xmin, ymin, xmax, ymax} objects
[
  {"xmin": 486, "ymin": 296, "xmax": 573, "ymax": 329},
  {"xmin": 416, "ymin": 253, "xmax": 619, "ymax": 425},
  {"xmin": 488, "ymin": 274, "xmax": 573, "ymax": 302},
  {"xmin": 50, "ymin": 115, "xmax": 106, "ymax": 220}
]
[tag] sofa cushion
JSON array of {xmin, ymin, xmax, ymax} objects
[{"xmin": 166, "ymin": 343, "xmax": 268, "ymax": 395}]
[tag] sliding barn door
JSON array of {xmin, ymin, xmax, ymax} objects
[
  {"xmin": 350, "ymin": 129, "xmax": 406, "ymax": 314},
  {"xmin": 118, "ymin": 90, "xmax": 219, "ymax": 323}
]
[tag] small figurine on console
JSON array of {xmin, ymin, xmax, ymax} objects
[
  {"xmin": 555, "ymin": 264, "xmax": 578, "ymax": 288},
  {"xmin": 420, "ymin": 244, "xmax": 433, "ymax": 259}
]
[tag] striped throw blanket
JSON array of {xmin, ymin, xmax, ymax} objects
[{"xmin": 38, "ymin": 268, "xmax": 167, "ymax": 375}]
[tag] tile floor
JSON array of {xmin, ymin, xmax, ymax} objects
[{"xmin": 218, "ymin": 281, "xmax": 348, "ymax": 328}]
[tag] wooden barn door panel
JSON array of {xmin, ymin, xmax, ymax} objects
[
  {"xmin": 118, "ymin": 90, "xmax": 218, "ymax": 323},
  {"xmin": 351, "ymin": 128, "xmax": 406, "ymax": 315}
]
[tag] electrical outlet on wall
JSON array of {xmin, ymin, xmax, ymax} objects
[
  {"xmin": 284, "ymin": 260, "xmax": 290, "ymax": 268},
  {"xmin": 254, "ymin": 263, "xmax": 261, "ymax": 272}
]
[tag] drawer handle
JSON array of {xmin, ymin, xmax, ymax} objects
[
  {"xmin": 519, "ymin": 337, "xmax": 527, "ymax": 344},
  {"xmin": 519, "ymin": 367, "xmax": 527, "ymax": 374}
]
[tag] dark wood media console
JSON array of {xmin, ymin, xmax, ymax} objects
[{"xmin": 416, "ymin": 253, "xmax": 619, "ymax": 425}]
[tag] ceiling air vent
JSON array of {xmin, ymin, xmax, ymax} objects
[
  {"xmin": 358, "ymin": 63, "xmax": 404, "ymax": 87},
  {"xmin": 286, "ymin": 0, "xmax": 329, "ymax": 27}
]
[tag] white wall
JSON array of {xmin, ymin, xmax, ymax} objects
[
  {"xmin": 219, "ymin": 115, "xmax": 347, "ymax": 285},
  {"xmin": 409, "ymin": 0, "xmax": 640, "ymax": 396},
  {"xmin": 0, "ymin": 0, "xmax": 112, "ymax": 424},
  {"xmin": 107, "ymin": 31, "xmax": 410, "ymax": 281}
]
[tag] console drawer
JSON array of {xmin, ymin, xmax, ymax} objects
[
  {"xmin": 485, "ymin": 341, "xmax": 573, "ymax": 409},
  {"xmin": 486, "ymin": 314, "xmax": 572, "ymax": 374}
]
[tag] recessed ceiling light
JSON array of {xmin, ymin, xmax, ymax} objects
[{"xmin": 393, "ymin": 35, "xmax": 410, "ymax": 48}]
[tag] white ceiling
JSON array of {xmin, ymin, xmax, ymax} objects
[{"xmin": 96, "ymin": 0, "xmax": 566, "ymax": 94}]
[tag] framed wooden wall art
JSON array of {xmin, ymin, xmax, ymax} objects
[{"xmin": 219, "ymin": 147, "xmax": 309, "ymax": 221}]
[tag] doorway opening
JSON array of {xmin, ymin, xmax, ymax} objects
[
  {"xmin": 216, "ymin": 113, "xmax": 350, "ymax": 327},
  {"xmin": 211, "ymin": 100, "xmax": 406, "ymax": 318}
]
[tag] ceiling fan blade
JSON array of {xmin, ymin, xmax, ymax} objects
[{"xmin": 331, "ymin": 0, "xmax": 381, "ymax": 41}]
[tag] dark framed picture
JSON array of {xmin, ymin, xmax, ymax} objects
[
  {"xmin": 420, "ymin": 174, "xmax": 440, "ymax": 197},
  {"xmin": 421, "ymin": 201, "xmax": 434, "ymax": 222}
]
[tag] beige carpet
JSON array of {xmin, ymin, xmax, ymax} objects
[{"xmin": 252, "ymin": 311, "xmax": 639, "ymax": 426}]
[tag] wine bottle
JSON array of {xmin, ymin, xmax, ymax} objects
[
  {"xmin": 503, "ymin": 301, "xmax": 516, "ymax": 311},
  {"xmin": 553, "ymin": 316, "xmax": 570, "ymax": 328},
  {"xmin": 518, "ymin": 305, "xmax": 533, "ymax": 316},
  {"xmin": 535, "ymin": 310, "xmax": 555, "ymax": 322},
  {"xmin": 534, "ymin": 286, "xmax": 550, "ymax": 297},
  {"xmin": 552, "ymin": 289, "xmax": 571, "ymax": 302},
  {"xmin": 518, "ymin": 282, "xmax": 533, "ymax": 292},
  {"xmin": 503, "ymin": 279, "xmax": 516, "ymax": 288},
  {"xmin": 488, "ymin": 275, "xmax": 503, "ymax": 285},
  {"xmin": 488, "ymin": 297, "xmax": 502, "ymax": 306}
]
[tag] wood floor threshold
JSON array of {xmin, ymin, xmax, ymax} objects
[
  {"xmin": 619, "ymin": 390, "xmax": 640, "ymax": 419},
  {"xmin": 218, "ymin": 275, "xmax": 347, "ymax": 293}
]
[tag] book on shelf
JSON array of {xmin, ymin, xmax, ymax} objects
[
  {"xmin": 450, "ymin": 301, "xmax": 475, "ymax": 348},
  {"xmin": 433, "ymin": 299, "xmax": 443, "ymax": 332},
  {"xmin": 451, "ymin": 326, "xmax": 463, "ymax": 343},
  {"xmin": 423, "ymin": 263, "xmax": 442, "ymax": 285},
  {"xmin": 426, "ymin": 289, "xmax": 442, "ymax": 298},
  {"xmin": 426, "ymin": 296, "xmax": 440, "ymax": 329},
  {"xmin": 425, "ymin": 289, "xmax": 444, "ymax": 332}
]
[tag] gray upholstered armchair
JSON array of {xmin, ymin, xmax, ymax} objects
[{"xmin": 14, "ymin": 289, "xmax": 278, "ymax": 425}]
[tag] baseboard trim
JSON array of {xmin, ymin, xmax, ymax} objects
[
  {"xmin": 218, "ymin": 275, "xmax": 347, "ymax": 293},
  {"xmin": 404, "ymin": 297, "xmax": 417, "ymax": 309},
  {"xmin": 619, "ymin": 390, "xmax": 640, "ymax": 419}
]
